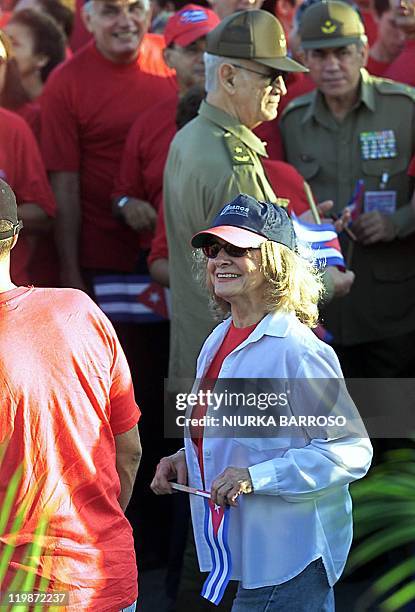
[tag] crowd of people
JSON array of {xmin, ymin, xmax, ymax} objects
[{"xmin": 0, "ymin": 0, "xmax": 414, "ymax": 608}]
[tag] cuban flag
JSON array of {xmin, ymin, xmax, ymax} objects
[
  {"xmin": 201, "ymin": 499, "xmax": 232, "ymax": 606},
  {"xmin": 345, "ymin": 179, "xmax": 365, "ymax": 222},
  {"xmin": 291, "ymin": 213, "xmax": 346, "ymax": 271},
  {"xmin": 93, "ymin": 274, "xmax": 170, "ymax": 323}
]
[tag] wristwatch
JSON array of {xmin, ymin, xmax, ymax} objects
[{"xmin": 113, "ymin": 196, "xmax": 129, "ymax": 218}]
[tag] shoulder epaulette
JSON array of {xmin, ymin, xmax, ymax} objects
[
  {"xmin": 276, "ymin": 197, "xmax": 290, "ymax": 208},
  {"xmin": 374, "ymin": 78, "xmax": 415, "ymax": 101},
  {"xmin": 281, "ymin": 92, "xmax": 314, "ymax": 119},
  {"xmin": 223, "ymin": 132, "xmax": 254, "ymax": 166}
]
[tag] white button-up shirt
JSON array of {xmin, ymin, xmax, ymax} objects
[{"xmin": 184, "ymin": 310, "xmax": 372, "ymax": 589}]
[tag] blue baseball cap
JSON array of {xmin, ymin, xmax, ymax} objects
[{"xmin": 191, "ymin": 194, "xmax": 296, "ymax": 250}]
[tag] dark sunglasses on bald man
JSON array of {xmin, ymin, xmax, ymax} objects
[{"xmin": 202, "ymin": 241, "xmax": 260, "ymax": 259}]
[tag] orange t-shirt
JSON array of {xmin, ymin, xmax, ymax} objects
[{"xmin": 0, "ymin": 287, "xmax": 140, "ymax": 611}]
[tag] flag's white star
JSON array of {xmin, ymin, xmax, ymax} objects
[{"xmin": 149, "ymin": 292, "xmax": 160, "ymax": 303}]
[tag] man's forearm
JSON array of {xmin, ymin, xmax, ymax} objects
[
  {"xmin": 50, "ymin": 171, "xmax": 81, "ymax": 276},
  {"xmin": 18, "ymin": 203, "xmax": 51, "ymax": 234},
  {"xmin": 115, "ymin": 426, "xmax": 142, "ymax": 511}
]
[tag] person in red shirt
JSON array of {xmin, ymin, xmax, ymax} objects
[
  {"xmin": 5, "ymin": 8, "xmax": 66, "ymax": 100},
  {"xmin": 41, "ymin": 0, "xmax": 176, "ymax": 570},
  {"xmin": 13, "ymin": 0, "xmax": 75, "ymax": 42},
  {"xmin": 383, "ymin": 0, "xmax": 415, "ymax": 84},
  {"xmin": 0, "ymin": 107, "xmax": 55, "ymax": 284},
  {"xmin": 113, "ymin": 5, "xmax": 219, "ymax": 249},
  {"xmin": 366, "ymin": 0, "xmax": 406, "ymax": 75},
  {"xmin": 41, "ymin": 0, "xmax": 175, "ymax": 291},
  {"xmin": 0, "ymin": 179, "xmax": 141, "ymax": 612}
]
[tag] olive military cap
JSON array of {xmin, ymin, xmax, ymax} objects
[
  {"xmin": 206, "ymin": 9, "xmax": 308, "ymax": 72},
  {"xmin": 300, "ymin": 0, "xmax": 366, "ymax": 49}
]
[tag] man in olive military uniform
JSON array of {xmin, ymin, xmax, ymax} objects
[
  {"xmin": 280, "ymin": 0, "xmax": 415, "ymax": 377},
  {"xmin": 163, "ymin": 9, "xmax": 307, "ymax": 385}
]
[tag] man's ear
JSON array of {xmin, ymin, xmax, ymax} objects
[
  {"xmin": 163, "ymin": 46, "xmax": 174, "ymax": 69},
  {"xmin": 302, "ymin": 48, "xmax": 311, "ymax": 68},
  {"xmin": 359, "ymin": 42, "xmax": 369, "ymax": 67},
  {"xmin": 218, "ymin": 63, "xmax": 236, "ymax": 93},
  {"xmin": 35, "ymin": 54, "xmax": 48, "ymax": 70}
]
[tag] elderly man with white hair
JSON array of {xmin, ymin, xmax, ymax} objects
[{"xmin": 163, "ymin": 9, "xmax": 353, "ymax": 391}]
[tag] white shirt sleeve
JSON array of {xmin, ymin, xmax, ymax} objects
[{"xmin": 248, "ymin": 347, "xmax": 373, "ymax": 499}]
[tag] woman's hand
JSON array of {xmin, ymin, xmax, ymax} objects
[
  {"xmin": 150, "ymin": 449, "xmax": 187, "ymax": 495},
  {"xmin": 211, "ymin": 467, "xmax": 253, "ymax": 508}
]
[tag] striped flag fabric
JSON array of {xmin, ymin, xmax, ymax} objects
[
  {"xmin": 201, "ymin": 499, "xmax": 232, "ymax": 606},
  {"xmin": 291, "ymin": 213, "xmax": 346, "ymax": 271},
  {"xmin": 93, "ymin": 275, "xmax": 170, "ymax": 323},
  {"xmin": 345, "ymin": 179, "xmax": 365, "ymax": 221}
]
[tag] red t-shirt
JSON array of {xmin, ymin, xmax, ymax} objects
[
  {"xmin": 408, "ymin": 155, "xmax": 415, "ymax": 177},
  {"xmin": 262, "ymin": 158, "xmax": 310, "ymax": 216},
  {"xmin": 148, "ymin": 158, "xmax": 311, "ymax": 265},
  {"xmin": 113, "ymin": 93, "xmax": 178, "ymax": 251},
  {"xmin": 361, "ymin": 9, "xmax": 378, "ymax": 47},
  {"xmin": 0, "ymin": 108, "xmax": 55, "ymax": 285},
  {"xmin": 16, "ymin": 100, "xmax": 42, "ymax": 142},
  {"xmin": 383, "ymin": 39, "xmax": 415, "ymax": 86},
  {"xmin": 366, "ymin": 54, "xmax": 391, "ymax": 77},
  {"xmin": 192, "ymin": 321, "xmax": 258, "ymax": 480},
  {"xmin": 41, "ymin": 38, "xmax": 176, "ymax": 272},
  {"xmin": 255, "ymin": 74, "xmax": 316, "ymax": 161},
  {"xmin": 0, "ymin": 10, "xmax": 11, "ymax": 27},
  {"xmin": 0, "ymin": 287, "xmax": 140, "ymax": 611}
]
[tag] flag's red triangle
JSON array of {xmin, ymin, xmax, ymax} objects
[{"xmin": 137, "ymin": 282, "xmax": 168, "ymax": 319}]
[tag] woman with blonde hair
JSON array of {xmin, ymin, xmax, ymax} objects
[{"xmin": 152, "ymin": 194, "xmax": 372, "ymax": 611}]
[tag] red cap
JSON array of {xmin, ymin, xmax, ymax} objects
[{"xmin": 164, "ymin": 4, "xmax": 220, "ymax": 48}]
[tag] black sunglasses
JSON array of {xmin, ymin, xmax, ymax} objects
[
  {"xmin": 202, "ymin": 241, "xmax": 259, "ymax": 259},
  {"xmin": 230, "ymin": 63, "xmax": 285, "ymax": 86}
]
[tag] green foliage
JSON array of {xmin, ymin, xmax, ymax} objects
[
  {"xmin": 0, "ymin": 440, "xmax": 51, "ymax": 612},
  {"xmin": 348, "ymin": 448, "xmax": 415, "ymax": 611}
]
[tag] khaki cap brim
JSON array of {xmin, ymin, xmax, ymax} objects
[
  {"xmin": 301, "ymin": 35, "xmax": 364, "ymax": 49},
  {"xmin": 255, "ymin": 55, "xmax": 309, "ymax": 73}
]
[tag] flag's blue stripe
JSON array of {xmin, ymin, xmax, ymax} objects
[
  {"xmin": 211, "ymin": 508, "xmax": 232, "ymax": 605},
  {"xmin": 201, "ymin": 499, "xmax": 216, "ymax": 598},
  {"xmin": 96, "ymin": 294, "xmax": 144, "ymax": 304},
  {"xmin": 314, "ymin": 255, "xmax": 345, "ymax": 268},
  {"xmin": 325, "ymin": 255, "xmax": 345, "ymax": 268},
  {"xmin": 94, "ymin": 274, "xmax": 151, "ymax": 284},
  {"xmin": 201, "ymin": 500, "xmax": 226, "ymax": 603},
  {"xmin": 205, "ymin": 524, "xmax": 226, "ymax": 604},
  {"xmin": 201, "ymin": 500, "xmax": 232, "ymax": 605}
]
